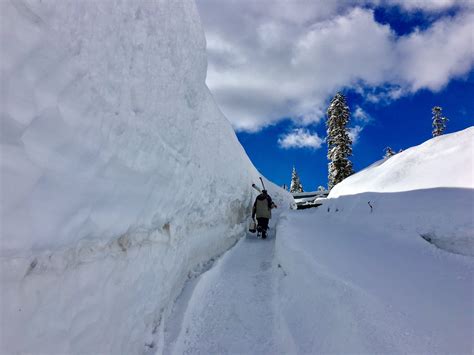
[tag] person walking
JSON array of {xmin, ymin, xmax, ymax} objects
[{"xmin": 251, "ymin": 190, "xmax": 276, "ymax": 239}]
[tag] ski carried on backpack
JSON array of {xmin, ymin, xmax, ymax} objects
[{"xmin": 251, "ymin": 177, "xmax": 265, "ymax": 193}]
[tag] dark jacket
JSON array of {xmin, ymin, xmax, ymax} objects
[{"xmin": 252, "ymin": 193, "xmax": 274, "ymax": 219}]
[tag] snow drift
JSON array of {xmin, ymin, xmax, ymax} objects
[
  {"xmin": 0, "ymin": 1, "xmax": 290, "ymax": 353},
  {"xmin": 274, "ymin": 207, "xmax": 473, "ymax": 354},
  {"xmin": 326, "ymin": 127, "xmax": 474, "ymax": 255}
]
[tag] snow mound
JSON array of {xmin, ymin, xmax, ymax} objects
[
  {"xmin": 275, "ymin": 208, "xmax": 473, "ymax": 353},
  {"xmin": 0, "ymin": 1, "xmax": 291, "ymax": 353},
  {"xmin": 330, "ymin": 127, "xmax": 474, "ymax": 197},
  {"xmin": 326, "ymin": 127, "xmax": 474, "ymax": 256}
]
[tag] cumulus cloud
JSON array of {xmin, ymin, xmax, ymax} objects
[
  {"xmin": 396, "ymin": 11, "xmax": 474, "ymax": 92},
  {"xmin": 278, "ymin": 128, "xmax": 324, "ymax": 150},
  {"xmin": 353, "ymin": 106, "xmax": 372, "ymax": 123},
  {"xmin": 385, "ymin": 0, "xmax": 471, "ymax": 11},
  {"xmin": 197, "ymin": 0, "xmax": 474, "ymax": 132},
  {"xmin": 348, "ymin": 125, "xmax": 364, "ymax": 145}
]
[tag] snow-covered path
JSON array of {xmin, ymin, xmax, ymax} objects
[
  {"xmin": 162, "ymin": 208, "xmax": 473, "ymax": 354},
  {"xmin": 163, "ymin": 223, "xmax": 280, "ymax": 354}
]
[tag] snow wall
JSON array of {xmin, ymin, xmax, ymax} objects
[
  {"xmin": 325, "ymin": 127, "xmax": 474, "ymax": 256},
  {"xmin": 0, "ymin": 1, "xmax": 292, "ymax": 353}
]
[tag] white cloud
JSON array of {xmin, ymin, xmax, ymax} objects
[
  {"xmin": 278, "ymin": 128, "xmax": 325, "ymax": 150},
  {"xmin": 348, "ymin": 125, "xmax": 364, "ymax": 145},
  {"xmin": 356, "ymin": 85, "xmax": 406, "ymax": 104},
  {"xmin": 385, "ymin": 0, "xmax": 471, "ymax": 11},
  {"xmin": 197, "ymin": 0, "xmax": 474, "ymax": 132},
  {"xmin": 351, "ymin": 107, "xmax": 371, "ymax": 144},
  {"xmin": 396, "ymin": 11, "xmax": 474, "ymax": 92},
  {"xmin": 353, "ymin": 106, "xmax": 372, "ymax": 123}
]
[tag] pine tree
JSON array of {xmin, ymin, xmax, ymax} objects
[
  {"xmin": 326, "ymin": 92, "xmax": 353, "ymax": 190},
  {"xmin": 290, "ymin": 166, "xmax": 304, "ymax": 193},
  {"xmin": 384, "ymin": 146, "xmax": 395, "ymax": 159},
  {"xmin": 432, "ymin": 106, "xmax": 448, "ymax": 137}
]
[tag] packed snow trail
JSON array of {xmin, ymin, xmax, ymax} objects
[
  {"xmin": 162, "ymin": 220, "xmax": 281, "ymax": 355},
  {"xmin": 161, "ymin": 208, "xmax": 472, "ymax": 354}
]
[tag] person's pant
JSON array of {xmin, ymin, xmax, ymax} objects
[{"xmin": 256, "ymin": 218, "xmax": 269, "ymax": 237}]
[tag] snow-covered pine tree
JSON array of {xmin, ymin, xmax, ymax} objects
[
  {"xmin": 326, "ymin": 92, "xmax": 354, "ymax": 190},
  {"xmin": 432, "ymin": 106, "xmax": 448, "ymax": 137},
  {"xmin": 384, "ymin": 146, "xmax": 395, "ymax": 159},
  {"xmin": 290, "ymin": 166, "xmax": 304, "ymax": 193}
]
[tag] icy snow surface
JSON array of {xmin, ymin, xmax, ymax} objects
[{"xmin": 0, "ymin": 1, "xmax": 291, "ymax": 353}]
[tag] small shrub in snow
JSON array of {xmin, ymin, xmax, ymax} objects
[{"xmin": 384, "ymin": 147, "xmax": 395, "ymax": 159}]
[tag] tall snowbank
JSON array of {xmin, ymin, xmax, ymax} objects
[
  {"xmin": 0, "ymin": 1, "xmax": 291, "ymax": 353},
  {"xmin": 325, "ymin": 127, "xmax": 474, "ymax": 255}
]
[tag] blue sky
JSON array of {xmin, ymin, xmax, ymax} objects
[{"xmin": 196, "ymin": 0, "xmax": 474, "ymax": 190}]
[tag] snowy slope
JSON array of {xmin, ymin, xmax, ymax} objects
[
  {"xmin": 330, "ymin": 127, "xmax": 474, "ymax": 197},
  {"xmin": 326, "ymin": 127, "xmax": 474, "ymax": 255},
  {"xmin": 0, "ymin": 1, "xmax": 291, "ymax": 353}
]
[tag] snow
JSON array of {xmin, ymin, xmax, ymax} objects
[
  {"xmin": 330, "ymin": 127, "xmax": 474, "ymax": 197},
  {"xmin": 275, "ymin": 208, "xmax": 473, "ymax": 354},
  {"xmin": 1, "ymin": 0, "xmax": 471, "ymax": 353},
  {"xmin": 163, "ymin": 223, "xmax": 281, "ymax": 355},
  {"xmin": 0, "ymin": 1, "xmax": 291, "ymax": 353},
  {"xmin": 326, "ymin": 127, "xmax": 474, "ymax": 256},
  {"xmin": 160, "ymin": 128, "xmax": 473, "ymax": 354}
]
